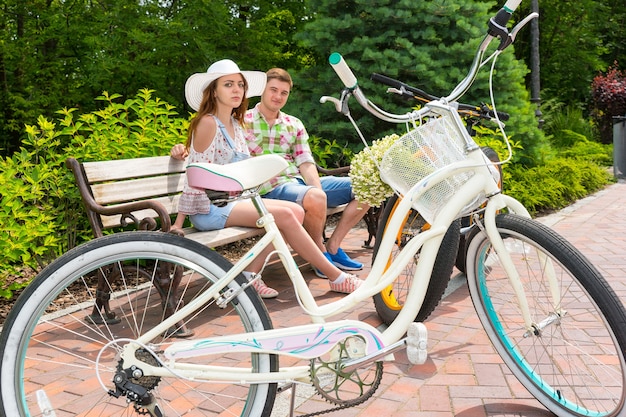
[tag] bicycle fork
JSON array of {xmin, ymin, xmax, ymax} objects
[{"xmin": 479, "ymin": 194, "xmax": 564, "ymax": 335}]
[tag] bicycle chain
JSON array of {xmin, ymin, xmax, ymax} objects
[{"xmin": 298, "ymin": 377, "xmax": 382, "ymax": 417}]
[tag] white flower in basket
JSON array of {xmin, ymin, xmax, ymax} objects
[{"xmin": 349, "ymin": 134, "xmax": 400, "ymax": 208}]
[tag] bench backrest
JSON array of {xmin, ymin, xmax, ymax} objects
[{"xmin": 67, "ymin": 156, "xmax": 186, "ymax": 236}]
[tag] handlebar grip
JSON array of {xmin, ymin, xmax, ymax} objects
[
  {"xmin": 488, "ymin": 109, "xmax": 510, "ymax": 122},
  {"xmin": 370, "ymin": 73, "xmax": 403, "ymax": 90},
  {"xmin": 329, "ymin": 53, "xmax": 358, "ymax": 89},
  {"xmin": 503, "ymin": 0, "xmax": 522, "ymax": 13},
  {"xmin": 371, "ymin": 73, "xmax": 437, "ymax": 101}
]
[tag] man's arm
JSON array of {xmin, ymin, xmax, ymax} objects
[{"xmin": 299, "ymin": 161, "xmax": 323, "ymax": 188}]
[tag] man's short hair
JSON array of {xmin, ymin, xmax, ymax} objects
[{"xmin": 266, "ymin": 68, "xmax": 293, "ymax": 89}]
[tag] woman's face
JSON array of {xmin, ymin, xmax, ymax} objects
[{"xmin": 214, "ymin": 73, "xmax": 246, "ymax": 109}]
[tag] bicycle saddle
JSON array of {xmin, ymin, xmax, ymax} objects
[{"xmin": 186, "ymin": 154, "xmax": 288, "ymax": 192}]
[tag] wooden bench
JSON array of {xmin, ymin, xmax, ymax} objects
[
  {"xmin": 66, "ymin": 154, "xmax": 379, "ymax": 336},
  {"xmin": 66, "ymin": 155, "xmax": 354, "ymax": 246}
]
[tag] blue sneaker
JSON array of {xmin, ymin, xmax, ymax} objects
[
  {"xmin": 313, "ymin": 252, "xmax": 334, "ymax": 278},
  {"xmin": 313, "ymin": 266, "xmax": 327, "ymax": 278},
  {"xmin": 328, "ymin": 248, "xmax": 363, "ymax": 271}
]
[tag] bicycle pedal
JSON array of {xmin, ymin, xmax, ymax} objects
[{"xmin": 406, "ymin": 322, "xmax": 428, "ymax": 365}]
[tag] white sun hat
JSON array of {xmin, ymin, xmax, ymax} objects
[{"xmin": 185, "ymin": 59, "xmax": 266, "ymax": 111}]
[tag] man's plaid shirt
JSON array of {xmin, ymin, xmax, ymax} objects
[{"xmin": 245, "ymin": 103, "xmax": 316, "ymax": 195}]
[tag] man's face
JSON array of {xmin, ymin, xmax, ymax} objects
[{"xmin": 261, "ymin": 78, "xmax": 291, "ymax": 114}]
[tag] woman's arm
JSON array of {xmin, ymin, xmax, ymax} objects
[{"xmin": 190, "ymin": 115, "xmax": 217, "ymax": 153}]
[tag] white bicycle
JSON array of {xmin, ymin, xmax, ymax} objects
[{"xmin": 1, "ymin": 1, "xmax": 625, "ymax": 416}]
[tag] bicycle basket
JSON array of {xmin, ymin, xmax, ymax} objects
[{"xmin": 379, "ymin": 113, "xmax": 480, "ymax": 224}]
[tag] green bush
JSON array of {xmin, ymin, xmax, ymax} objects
[
  {"xmin": 308, "ymin": 135, "xmax": 355, "ymax": 168},
  {"xmin": 542, "ymin": 102, "xmax": 612, "ymax": 165},
  {"xmin": 543, "ymin": 104, "xmax": 600, "ymax": 146},
  {"xmin": 504, "ymin": 157, "xmax": 611, "ymax": 215},
  {"xmin": 0, "ymin": 90, "xmax": 188, "ymax": 297},
  {"xmin": 500, "ymin": 102, "xmax": 613, "ymax": 215},
  {"xmin": 561, "ymin": 139, "xmax": 613, "ymax": 166}
]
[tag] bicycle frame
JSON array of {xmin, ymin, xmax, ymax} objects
[{"xmin": 118, "ymin": 131, "xmax": 546, "ymax": 386}]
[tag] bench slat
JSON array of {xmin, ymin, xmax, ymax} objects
[
  {"xmin": 83, "ymin": 156, "xmax": 186, "ymax": 183},
  {"xmin": 92, "ymin": 174, "xmax": 185, "ymax": 205}
]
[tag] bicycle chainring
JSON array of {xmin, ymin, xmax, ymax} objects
[{"xmin": 309, "ymin": 336, "xmax": 383, "ymax": 407}]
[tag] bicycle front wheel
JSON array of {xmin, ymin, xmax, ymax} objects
[
  {"xmin": 372, "ymin": 194, "xmax": 460, "ymax": 325},
  {"xmin": 466, "ymin": 214, "xmax": 626, "ymax": 416},
  {"xmin": 0, "ymin": 231, "xmax": 277, "ymax": 417}
]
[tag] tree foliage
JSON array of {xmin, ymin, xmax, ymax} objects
[
  {"xmin": 0, "ymin": 0, "xmax": 311, "ymax": 156},
  {"xmin": 514, "ymin": 0, "xmax": 626, "ymax": 112},
  {"xmin": 1, "ymin": 0, "xmax": 626, "ymax": 158},
  {"xmin": 291, "ymin": 0, "xmax": 548, "ymax": 165}
]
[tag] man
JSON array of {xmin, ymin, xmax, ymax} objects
[{"xmin": 172, "ymin": 68, "xmax": 368, "ymax": 276}]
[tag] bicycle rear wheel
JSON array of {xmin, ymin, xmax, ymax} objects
[
  {"xmin": 466, "ymin": 214, "xmax": 626, "ymax": 416},
  {"xmin": 372, "ymin": 194, "xmax": 460, "ymax": 325},
  {"xmin": 0, "ymin": 231, "xmax": 277, "ymax": 417}
]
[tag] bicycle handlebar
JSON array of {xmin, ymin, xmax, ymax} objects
[
  {"xmin": 489, "ymin": 0, "xmax": 523, "ymax": 49},
  {"xmin": 370, "ymin": 73, "xmax": 436, "ymax": 101},
  {"xmin": 370, "ymin": 73, "xmax": 510, "ymax": 122}
]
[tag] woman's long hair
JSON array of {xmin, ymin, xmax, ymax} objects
[{"xmin": 185, "ymin": 76, "xmax": 249, "ymax": 148}]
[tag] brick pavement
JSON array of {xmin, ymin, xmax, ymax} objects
[{"xmin": 268, "ymin": 181, "xmax": 626, "ymax": 417}]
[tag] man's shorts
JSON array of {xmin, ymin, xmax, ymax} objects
[{"xmin": 263, "ymin": 176, "xmax": 354, "ymax": 208}]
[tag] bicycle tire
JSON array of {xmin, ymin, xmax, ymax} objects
[
  {"xmin": 466, "ymin": 214, "xmax": 626, "ymax": 416},
  {"xmin": 372, "ymin": 194, "xmax": 460, "ymax": 325},
  {"xmin": 0, "ymin": 231, "xmax": 278, "ymax": 417}
]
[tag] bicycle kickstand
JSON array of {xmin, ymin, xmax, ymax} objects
[{"xmin": 277, "ymin": 382, "xmax": 298, "ymax": 417}]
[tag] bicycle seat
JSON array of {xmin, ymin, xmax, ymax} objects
[{"xmin": 186, "ymin": 154, "xmax": 288, "ymax": 192}]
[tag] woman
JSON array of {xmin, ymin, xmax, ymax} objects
[{"xmin": 176, "ymin": 59, "xmax": 362, "ymax": 297}]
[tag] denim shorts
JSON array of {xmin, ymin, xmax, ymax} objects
[
  {"xmin": 189, "ymin": 201, "xmax": 239, "ymax": 231},
  {"xmin": 264, "ymin": 176, "xmax": 354, "ymax": 208}
]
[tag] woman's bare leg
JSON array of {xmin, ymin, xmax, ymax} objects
[{"xmin": 226, "ymin": 200, "xmax": 344, "ymax": 281}]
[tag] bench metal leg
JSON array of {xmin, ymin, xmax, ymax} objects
[
  {"xmin": 323, "ymin": 206, "xmax": 381, "ymax": 249},
  {"xmin": 154, "ymin": 262, "xmax": 194, "ymax": 338},
  {"xmin": 84, "ymin": 262, "xmax": 194, "ymax": 338},
  {"xmin": 362, "ymin": 206, "xmax": 382, "ymax": 249},
  {"xmin": 85, "ymin": 265, "xmax": 123, "ymax": 325}
]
